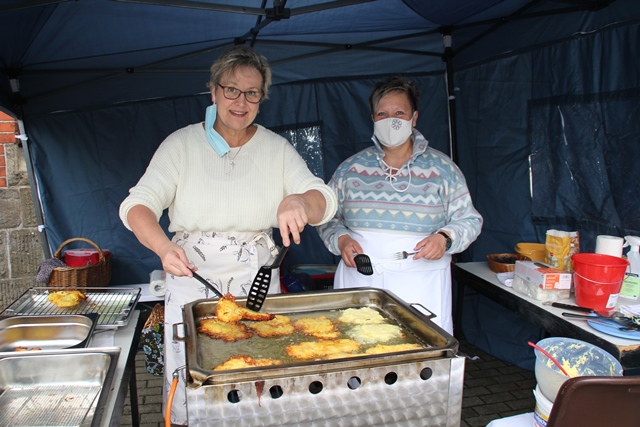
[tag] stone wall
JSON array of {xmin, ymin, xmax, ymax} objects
[{"xmin": 0, "ymin": 111, "xmax": 45, "ymax": 311}]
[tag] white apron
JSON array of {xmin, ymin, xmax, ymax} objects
[
  {"xmin": 334, "ymin": 230, "xmax": 453, "ymax": 335},
  {"xmin": 162, "ymin": 230, "xmax": 280, "ymax": 425}
]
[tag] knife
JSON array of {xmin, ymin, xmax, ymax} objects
[
  {"xmin": 562, "ymin": 312, "xmax": 640, "ymax": 331},
  {"xmin": 546, "ymin": 302, "xmax": 595, "ymax": 313}
]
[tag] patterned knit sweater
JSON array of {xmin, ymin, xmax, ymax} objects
[
  {"xmin": 120, "ymin": 123, "xmax": 337, "ymax": 233},
  {"xmin": 317, "ymin": 129, "xmax": 482, "ymax": 255}
]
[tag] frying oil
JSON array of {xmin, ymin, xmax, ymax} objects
[{"xmin": 197, "ymin": 307, "xmax": 425, "ymax": 370}]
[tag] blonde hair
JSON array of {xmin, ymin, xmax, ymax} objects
[{"xmin": 207, "ymin": 45, "xmax": 272, "ymax": 101}]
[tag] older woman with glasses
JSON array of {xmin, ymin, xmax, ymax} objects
[{"xmin": 119, "ymin": 45, "xmax": 337, "ymax": 425}]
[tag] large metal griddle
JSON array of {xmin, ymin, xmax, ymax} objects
[
  {"xmin": 179, "ymin": 287, "xmax": 457, "ymax": 386},
  {"xmin": 178, "ymin": 287, "xmax": 464, "ymax": 427}
]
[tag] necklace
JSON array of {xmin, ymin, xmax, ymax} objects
[{"xmin": 224, "ymin": 144, "xmax": 244, "ymax": 173}]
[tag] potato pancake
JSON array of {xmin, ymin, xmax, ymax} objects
[
  {"xmin": 292, "ymin": 316, "xmax": 340, "ymax": 339},
  {"xmin": 347, "ymin": 324, "xmax": 404, "ymax": 344},
  {"xmin": 46, "ymin": 290, "xmax": 87, "ymax": 308},
  {"xmin": 365, "ymin": 343, "xmax": 422, "ymax": 355},
  {"xmin": 338, "ymin": 307, "xmax": 385, "ymax": 324},
  {"xmin": 285, "ymin": 339, "xmax": 362, "ymax": 360},
  {"xmin": 198, "ymin": 318, "xmax": 253, "ymax": 342},
  {"xmin": 247, "ymin": 315, "xmax": 295, "ymax": 338},
  {"xmin": 213, "ymin": 355, "xmax": 282, "ymax": 371},
  {"xmin": 215, "ymin": 293, "xmax": 275, "ymax": 323}
]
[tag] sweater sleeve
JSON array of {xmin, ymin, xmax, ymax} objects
[
  {"xmin": 316, "ymin": 162, "xmax": 351, "ymax": 255},
  {"xmin": 119, "ymin": 131, "xmax": 182, "ymax": 230},
  {"xmin": 436, "ymin": 157, "xmax": 483, "ymax": 254}
]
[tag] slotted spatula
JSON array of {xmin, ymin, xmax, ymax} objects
[
  {"xmin": 354, "ymin": 254, "xmax": 373, "ymax": 275},
  {"xmin": 246, "ymin": 245, "xmax": 289, "ymax": 312}
]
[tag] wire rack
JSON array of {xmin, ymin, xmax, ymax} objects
[
  {"xmin": 0, "ymin": 384, "xmax": 101, "ymax": 427},
  {"xmin": 1, "ymin": 287, "xmax": 141, "ymax": 328}
]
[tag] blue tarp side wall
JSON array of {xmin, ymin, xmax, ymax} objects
[
  {"xmin": 26, "ymin": 75, "xmax": 450, "ymax": 285},
  {"xmin": 456, "ymin": 21, "xmax": 640, "ymax": 370}
]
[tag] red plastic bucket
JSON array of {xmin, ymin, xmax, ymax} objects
[{"xmin": 572, "ymin": 253, "xmax": 629, "ymax": 310}]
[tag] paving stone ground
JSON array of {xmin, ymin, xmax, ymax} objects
[{"xmin": 121, "ymin": 338, "xmax": 536, "ymax": 427}]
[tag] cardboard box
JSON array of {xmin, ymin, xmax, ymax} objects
[{"xmin": 514, "ymin": 260, "xmax": 572, "ymax": 290}]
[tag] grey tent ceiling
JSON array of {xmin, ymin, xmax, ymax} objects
[{"xmin": 1, "ymin": 0, "xmax": 632, "ymax": 116}]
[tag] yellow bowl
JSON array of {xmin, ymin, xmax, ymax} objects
[
  {"xmin": 486, "ymin": 253, "xmax": 531, "ymax": 273},
  {"xmin": 515, "ymin": 242, "xmax": 546, "ymax": 262}
]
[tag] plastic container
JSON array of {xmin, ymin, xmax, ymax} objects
[
  {"xmin": 289, "ymin": 264, "xmax": 336, "ymax": 290},
  {"xmin": 620, "ymin": 235, "xmax": 640, "ymax": 300},
  {"xmin": 533, "ymin": 337, "xmax": 622, "ymax": 403},
  {"xmin": 533, "ymin": 385, "xmax": 553, "ymax": 427},
  {"xmin": 64, "ymin": 248, "xmax": 111, "ymax": 267},
  {"xmin": 572, "ymin": 253, "xmax": 629, "ymax": 310},
  {"xmin": 515, "ymin": 242, "xmax": 547, "ymax": 262}
]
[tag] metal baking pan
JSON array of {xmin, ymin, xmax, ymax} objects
[
  {"xmin": 0, "ymin": 347, "xmax": 121, "ymax": 427},
  {"xmin": 0, "ymin": 313, "xmax": 98, "ymax": 352},
  {"xmin": 1, "ymin": 287, "xmax": 141, "ymax": 328},
  {"xmin": 178, "ymin": 287, "xmax": 458, "ymax": 388}
]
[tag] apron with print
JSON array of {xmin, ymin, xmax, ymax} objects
[
  {"xmin": 333, "ymin": 230, "xmax": 453, "ymax": 335},
  {"xmin": 162, "ymin": 230, "xmax": 280, "ymax": 425}
]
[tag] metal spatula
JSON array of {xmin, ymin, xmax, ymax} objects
[{"xmin": 246, "ymin": 245, "xmax": 289, "ymax": 312}]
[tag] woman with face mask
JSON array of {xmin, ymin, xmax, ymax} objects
[{"xmin": 317, "ymin": 76, "xmax": 482, "ymax": 335}]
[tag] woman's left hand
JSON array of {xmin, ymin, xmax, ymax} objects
[
  {"xmin": 277, "ymin": 194, "xmax": 309, "ymax": 246},
  {"xmin": 412, "ymin": 233, "xmax": 448, "ymax": 260}
]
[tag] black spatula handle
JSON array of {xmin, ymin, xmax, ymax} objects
[{"xmin": 551, "ymin": 302, "xmax": 594, "ymax": 313}]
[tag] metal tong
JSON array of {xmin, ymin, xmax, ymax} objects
[{"xmin": 192, "ymin": 271, "xmax": 224, "ymax": 299}]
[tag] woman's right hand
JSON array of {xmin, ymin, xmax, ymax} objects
[
  {"xmin": 127, "ymin": 205, "xmax": 194, "ymax": 277},
  {"xmin": 338, "ymin": 235, "xmax": 363, "ymax": 268},
  {"xmin": 157, "ymin": 240, "xmax": 194, "ymax": 277}
]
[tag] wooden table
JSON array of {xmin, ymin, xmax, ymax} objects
[{"xmin": 453, "ymin": 261, "xmax": 640, "ymax": 375}]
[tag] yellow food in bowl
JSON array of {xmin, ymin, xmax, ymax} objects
[{"xmin": 515, "ymin": 242, "xmax": 546, "ymax": 261}]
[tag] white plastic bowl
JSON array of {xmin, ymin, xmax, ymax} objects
[{"xmin": 533, "ymin": 337, "xmax": 622, "ymax": 402}]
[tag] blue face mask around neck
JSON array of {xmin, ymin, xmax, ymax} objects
[{"xmin": 205, "ymin": 104, "xmax": 230, "ymax": 157}]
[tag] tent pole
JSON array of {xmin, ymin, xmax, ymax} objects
[
  {"xmin": 16, "ymin": 119, "xmax": 52, "ymax": 258},
  {"xmin": 441, "ymin": 28, "xmax": 458, "ymax": 164}
]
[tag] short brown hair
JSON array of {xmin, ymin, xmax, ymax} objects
[
  {"xmin": 207, "ymin": 45, "xmax": 272, "ymax": 101},
  {"xmin": 368, "ymin": 76, "xmax": 420, "ymax": 115}
]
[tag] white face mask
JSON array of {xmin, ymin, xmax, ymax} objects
[{"xmin": 372, "ymin": 114, "xmax": 414, "ymax": 147}]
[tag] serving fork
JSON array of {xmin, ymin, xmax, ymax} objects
[{"xmin": 392, "ymin": 251, "xmax": 418, "ymax": 260}]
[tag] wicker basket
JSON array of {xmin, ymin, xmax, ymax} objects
[
  {"xmin": 486, "ymin": 253, "xmax": 531, "ymax": 273},
  {"xmin": 48, "ymin": 237, "xmax": 112, "ymax": 288}
]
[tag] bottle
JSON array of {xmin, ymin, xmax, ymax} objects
[{"xmin": 620, "ymin": 236, "xmax": 640, "ymax": 300}]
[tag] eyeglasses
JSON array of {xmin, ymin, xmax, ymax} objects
[{"xmin": 217, "ymin": 84, "xmax": 263, "ymax": 104}]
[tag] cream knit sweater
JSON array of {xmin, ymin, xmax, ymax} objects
[{"xmin": 120, "ymin": 123, "xmax": 337, "ymax": 233}]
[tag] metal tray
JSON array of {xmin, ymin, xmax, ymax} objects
[
  {"xmin": 1, "ymin": 287, "xmax": 141, "ymax": 328},
  {"xmin": 0, "ymin": 347, "xmax": 121, "ymax": 427},
  {"xmin": 179, "ymin": 287, "xmax": 458, "ymax": 387},
  {"xmin": 0, "ymin": 313, "xmax": 98, "ymax": 352}
]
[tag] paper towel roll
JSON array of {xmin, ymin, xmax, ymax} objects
[
  {"xmin": 595, "ymin": 235, "xmax": 624, "ymax": 257},
  {"xmin": 150, "ymin": 280, "xmax": 166, "ymax": 297},
  {"xmin": 149, "ymin": 269, "xmax": 166, "ymax": 297}
]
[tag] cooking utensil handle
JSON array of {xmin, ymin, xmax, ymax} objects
[
  {"xmin": 410, "ymin": 303, "xmax": 436, "ymax": 319},
  {"xmin": 265, "ymin": 245, "xmax": 289, "ymax": 269},
  {"xmin": 172, "ymin": 322, "xmax": 188, "ymax": 342},
  {"xmin": 551, "ymin": 302, "xmax": 594, "ymax": 313},
  {"xmin": 562, "ymin": 312, "xmax": 599, "ymax": 319},
  {"xmin": 192, "ymin": 271, "xmax": 224, "ymax": 298}
]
